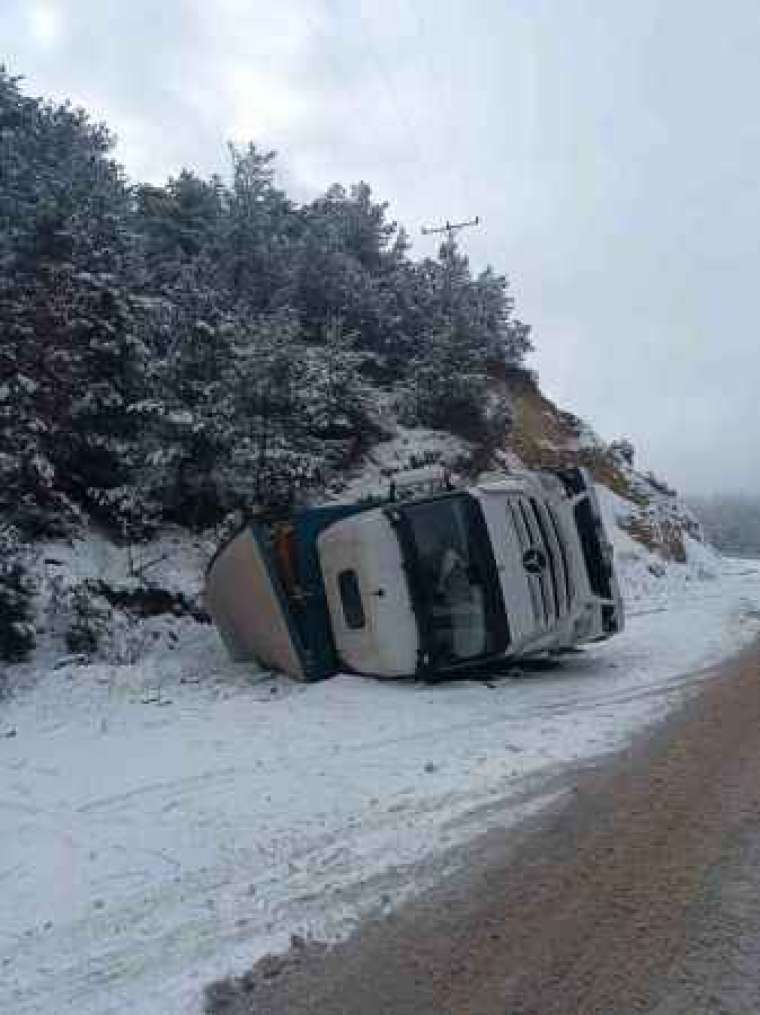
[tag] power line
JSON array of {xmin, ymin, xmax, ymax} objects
[{"xmin": 420, "ymin": 216, "xmax": 480, "ymax": 241}]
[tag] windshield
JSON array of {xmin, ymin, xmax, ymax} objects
[{"xmin": 395, "ymin": 495, "xmax": 507, "ymax": 668}]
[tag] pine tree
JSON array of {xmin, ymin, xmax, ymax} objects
[
  {"xmin": 0, "ymin": 525, "xmax": 35, "ymax": 664},
  {"xmin": 1, "ymin": 68, "xmax": 536, "ymax": 540},
  {"xmin": 0, "ymin": 68, "xmax": 150, "ymax": 534}
]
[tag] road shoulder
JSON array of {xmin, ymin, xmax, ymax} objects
[{"xmin": 205, "ymin": 637, "xmax": 760, "ymax": 1015}]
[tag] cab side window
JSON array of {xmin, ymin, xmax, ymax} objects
[{"xmin": 338, "ymin": 570, "xmax": 366, "ymax": 629}]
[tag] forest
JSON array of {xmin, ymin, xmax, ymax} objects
[{"xmin": 0, "ymin": 68, "xmax": 532, "ymax": 660}]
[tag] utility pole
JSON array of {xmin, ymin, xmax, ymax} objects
[
  {"xmin": 421, "ymin": 217, "xmax": 480, "ymax": 312},
  {"xmin": 420, "ymin": 216, "xmax": 480, "ymax": 241}
]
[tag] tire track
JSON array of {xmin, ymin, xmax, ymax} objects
[{"xmin": 205, "ymin": 637, "xmax": 760, "ymax": 1015}]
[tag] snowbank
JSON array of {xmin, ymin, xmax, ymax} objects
[
  {"xmin": 336, "ymin": 425, "xmax": 473, "ymax": 502},
  {"xmin": 2, "ymin": 541, "xmax": 760, "ymax": 1013},
  {"xmin": 598, "ymin": 485, "xmax": 721, "ymax": 608}
]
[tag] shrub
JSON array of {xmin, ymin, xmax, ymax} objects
[
  {"xmin": 0, "ymin": 559, "xmax": 36, "ymax": 664},
  {"xmin": 65, "ymin": 584, "xmax": 111, "ymax": 656}
]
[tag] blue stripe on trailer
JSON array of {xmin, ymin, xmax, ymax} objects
[{"xmin": 247, "ymin": 522, "xmax": 313, "ymax": 679}]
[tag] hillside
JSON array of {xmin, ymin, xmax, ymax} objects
[
  {"xmin": 3, "ymin": 372, "xmax": 719, "ymax": 688},
  {"xmin": 336, "ymin": 368, "xmax": 717, "ymax": 605},
  {"xmin": 0, "ymin": 67, "xmax": 718, "ymax": 674}
]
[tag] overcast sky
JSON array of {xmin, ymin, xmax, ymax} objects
[{"xmin": 4, "ymin": 0, "xmax": 760, "ymax": 496}]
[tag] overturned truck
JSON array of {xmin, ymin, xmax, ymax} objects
[{"xmin": 206, "ymin": 468, "xmax": 624, "ymax": 680}]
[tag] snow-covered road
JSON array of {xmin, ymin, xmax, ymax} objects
[{"xmin": 3, "ymin": 560, "xmax": 760, "ymax": 1015}]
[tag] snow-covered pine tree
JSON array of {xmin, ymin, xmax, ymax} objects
[
  {"xmin": 0, "ymin": 67, "xmax": 151, "ymax": 536},
  {"xmin": 1, "ymin": 68, "xmax": 536, "ymax": 539},
  {"xmin": 0, "ymin": 525, "xmax": 35, "ymax": 665}
]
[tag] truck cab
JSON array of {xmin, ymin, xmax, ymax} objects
[
  {"xmin": 318, "ymin": 492, "xmax": 509, "ymax": 676},
  {"xmin": 205, "ymin": 467, "xmax": 623, "ymax": 680}
]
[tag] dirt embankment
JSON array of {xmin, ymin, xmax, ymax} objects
[{"xmin": 206, "ymin": 641, "xmax": 760, "ymax": 1015}]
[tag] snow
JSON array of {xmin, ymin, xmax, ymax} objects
[
  {"xmin": 597, "ymin": 485, "xmax": 721, "ymax": 607},
  {"xmin": 337, "ymin": 425, "xmax": 472, "ymax": 501},
  {"xmin": 34, "ymin": 529, "xmax": 213, "ymax": 599},
  {"xmin": 3, "ymin": 534, "xmax": 760, "ymax": 1014}
]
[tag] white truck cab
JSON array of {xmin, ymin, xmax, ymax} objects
[{"xmin": 206, "ymin": 467, "xmax": 623, "ymax": 680}]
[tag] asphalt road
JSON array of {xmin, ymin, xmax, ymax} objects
[{"xmin": 205, "ymin": 640, "xmax": 760, "ymax": 1015}]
